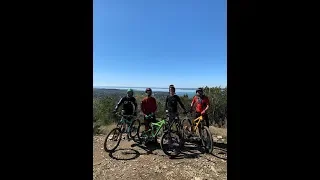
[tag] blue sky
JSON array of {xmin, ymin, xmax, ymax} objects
[{"xmin": 94, "ymin": 0, "xmax": 226, "ymax": 88}]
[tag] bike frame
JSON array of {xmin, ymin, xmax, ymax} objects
[
  {"xmin": 116, "ymin": 114, "xmax": 135, "ymax": 132},
  {"xmin": 150, "ymin": 119, "xmax": 166, "ymax": 137},
  {"xmin": 141, "ymin": 119, "xmax": 166, "ymax": 138},
  {"xmin": 190, "ymin": 115, "xmax": 204, "ymax": 132},
  {"xmin": 167, "ymin": 114, "xmax": 183, "ymax": 132}
]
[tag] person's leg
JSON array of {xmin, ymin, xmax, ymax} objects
[
  {"xmin": 151, "ymin": 114, "xmax": 157, "ymax": 128},
  {"xmin": 144, "ymin": 116, "xmax": 150, "ymax": 132},
  {"xmin": 195, "ymin": 112, "xmax": 201, "ymax": 132},
  {"xmin": 204, "ymin": 113, "xmax": 209, "ymax": 128}
]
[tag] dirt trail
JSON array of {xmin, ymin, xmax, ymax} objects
[{"xmin": 93, "ymin": 132, "xmax": 227, "ymax": 180}]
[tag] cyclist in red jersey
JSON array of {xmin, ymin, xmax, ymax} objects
[
  {"xmin": 141, "ymin": 88, "xmax": 157, "ymax": 133},
  {"xmin": 190, "ymin": 88, "xmax": 210, "ymax": 127}
]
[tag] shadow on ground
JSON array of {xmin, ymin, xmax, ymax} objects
[
  {"xmin": 210, "ymin": 142, "xmax": 227, "ymax": 160},
  {"xmin": 155, "ymin": 141, "xmax": 206, "ymax": 159},
  {"xmin": 131, "ymin": 141, "xmax": 161, "ymax": 155},
  {"xmin": 109, "ymin": 148, "xmax": 140, "ymax": 161},
  {"xmin": 213, "ymin": 142, "xmax": 227, "ymax": 150},
  {"xmin": 131, "ymin": 140, "xmax": 227, "ymax": 160}
]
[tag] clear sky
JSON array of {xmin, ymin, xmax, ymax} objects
[{"xmin": 94, "ymin": 0, "xmax": 226, "ymax": 88}]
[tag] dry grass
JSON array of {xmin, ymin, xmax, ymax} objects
[
  {"xmin": 97, "ymin": 124, "xmax": 117, "ymax": 134},
  {"xmin": 209, "ymin": 126, "xmax": 227, "ymax": 140}
]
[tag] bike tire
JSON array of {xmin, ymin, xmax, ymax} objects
[
  {"xmin": 154, "ymin": 125, "xmax": 164, "ymax": 144},
  {"xmin": 129, "ymin": 119, "xmax": 140, "ymax": 140},
  {"xmin": 181, "ymin": 118, "xmax": 193, "ymax": 141},
  {"xmin": 104, "ymin": 128, "xmax": 122, "ymax": 152},
  {"xmin": 201, "ymin": 126, "xmax": 214, "ymax": 154},
  {"xmin": 175, "ymin": 121, "xmax": 185, "ymax": 146},
  {"xmin": 160, "ymin": 131, "xmax": 183, "ymax": 158}
]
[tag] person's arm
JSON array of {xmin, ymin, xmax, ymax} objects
[
  {"xmin": 153, "ymin": 97, "xmax": 157, "ymax": 112},
  {"xmin": 133, "ymin": 98, "xmax": 138, "ymax": 114},
  {"xmin": 176, "ymin": 95, "xmax": 187, "ymax": 111},
  {"xmin": 141, "ymin": 99, "xmax": 145, "ymax": 115},
  {"xmin": 114, "ymin": 97, "xmax": 124, "ymax": 111},
  {"xmin": 190, "ymin": 96, "xmax": 196, "ymax": 112},
  {"xmin": 201, "ymin": 97, "xmax": 210, "ymax": 114},
  {"xmin": 165, "ymin": 96, "xmax": 168, "ymax": 113}
]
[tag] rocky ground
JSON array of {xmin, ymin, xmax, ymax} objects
[{"xmin": 93, "ymin": 127, "xmax": 227, "ymax": 180}]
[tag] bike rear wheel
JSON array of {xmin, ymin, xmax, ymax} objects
[
  {"xmin": 129, "ymin": 119, "xmax": 140, "ymax": 142},
  {"xmin": 104, "ymin": 128, "xmax": 122, "ymax": 152},
  {"xmin": 160, "ymin": 131, "xmax": 183, "ymax": 158},
  {"xmin": 181, "ymin": 118, "xmax": 193, "ymax": 140}
]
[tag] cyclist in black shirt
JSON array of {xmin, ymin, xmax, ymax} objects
[
  {"xmin": 165, "ymin": 84, "xmax": 188, "ymax": 116},
  {"xmin": 113, "ymin": 88, "xmax": 138, "ymax": 116}
]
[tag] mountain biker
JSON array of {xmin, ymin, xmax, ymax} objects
[
  {"xmin": 190, "ymin": 87, "xmax": 210, "ymax": 127},
  {"xmin": 113, "ymin": 88, "xmax": 138, "ymax": 123},
  {"xmin": 165, "ymin": 85, "xmax": 188, "ymax": 123},
  {"xmin": 141, "ymin": 88, "xmax": 157, "ymax": 134}
]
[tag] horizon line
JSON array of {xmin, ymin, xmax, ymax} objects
[
  {"xmin": 93, "ymin": 85, "xmax": 226, "ymax": 89},
  {"xmin": 93, "ymin": 85, "xmax": 194, "ymax": 89}
]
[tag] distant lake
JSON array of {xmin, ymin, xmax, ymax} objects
[{"xmin": 94, "ymin": 86, "xmax": 196, "ymax": 97}]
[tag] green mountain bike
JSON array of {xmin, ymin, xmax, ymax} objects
[
  {"xmin": 103, "ymin": 111, "xmax": 138, "ymax": 152},
  {"xmin": 129, "ymin": 113, "xmax": 167, "ymax": 144}
]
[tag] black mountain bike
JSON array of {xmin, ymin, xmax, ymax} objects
[
  {"xmin": 103, "ymin": 111, "xmax": 139, "ymax": 152},
  {"xmin": 160, "ymin": 112, "xmax": 186, "ymax": 158}
]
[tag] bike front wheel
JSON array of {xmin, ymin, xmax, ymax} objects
[
  {"xmin": 201, "ymin": 126, "xmax": 214, "ymax": 154},
  {"xmin": 160, "ymin": 131, "xmax": 183, "ymax": 158},
  {"xmin": 104, "ymin": 128, "xmax": 122, "ymax": 152}
]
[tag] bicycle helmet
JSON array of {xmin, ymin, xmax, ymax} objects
[
  {"xmin": 169, "ymin": 84, "xmax": 175, "ymax": 91},
  {"xmin": 196, "ymin": 87, "xmax": 203, "ymax": 93},
  {"xmin": 196, "ymin": 88, "xmax": 204, "ymax": 96},
  {"xmin": 127, "ymin": 88, "xmax": 134, "ymax": 97},
  {"xmin": 145, "ymin": 88, "xmax": 152, "ymax": 93}
]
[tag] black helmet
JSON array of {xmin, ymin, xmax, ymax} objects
[
  {"xmin": 196, "ymin": 87, "xmax": 203, "ymax": 93},
  {"xmin": 169, "ymin": 84, "xmax": 175, "ymax": 92},
  {"xmin": 145, "ymin": 88, "xmax": 152, "ymax": 93}
]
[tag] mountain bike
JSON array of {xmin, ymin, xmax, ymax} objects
[
  {"xmin": 181, "ymin": 113, "xmax": 214, "ymax": 153},
  {"xmin": 160, "ymin": 112, "xmax": 185, "ymax": 158},
  {"xmin": 129, "ymin": 113, "xmax": 167, "ymax": 144},
  {"xmin": 103, "ymin": 110, "xmax": 138, "ymax": 152}
]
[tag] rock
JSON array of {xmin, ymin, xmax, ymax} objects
[
  {"xmin": 163, "ymin": 165, "xmax": 168, "ymax": 169},
  {"xmin": 211, "ymin": 166, "xmax": 219, "ymax": 176},
  {"xmin": 166, "ymin": 171, "xmax": 174, "ymax": 176},
  {"xmin": 194, "ymin": 177, "xmax": 202, "ymax": 180},
  {"xmin": 217, "ymin": 136, "xmax": 223, "ymax": 139}
]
